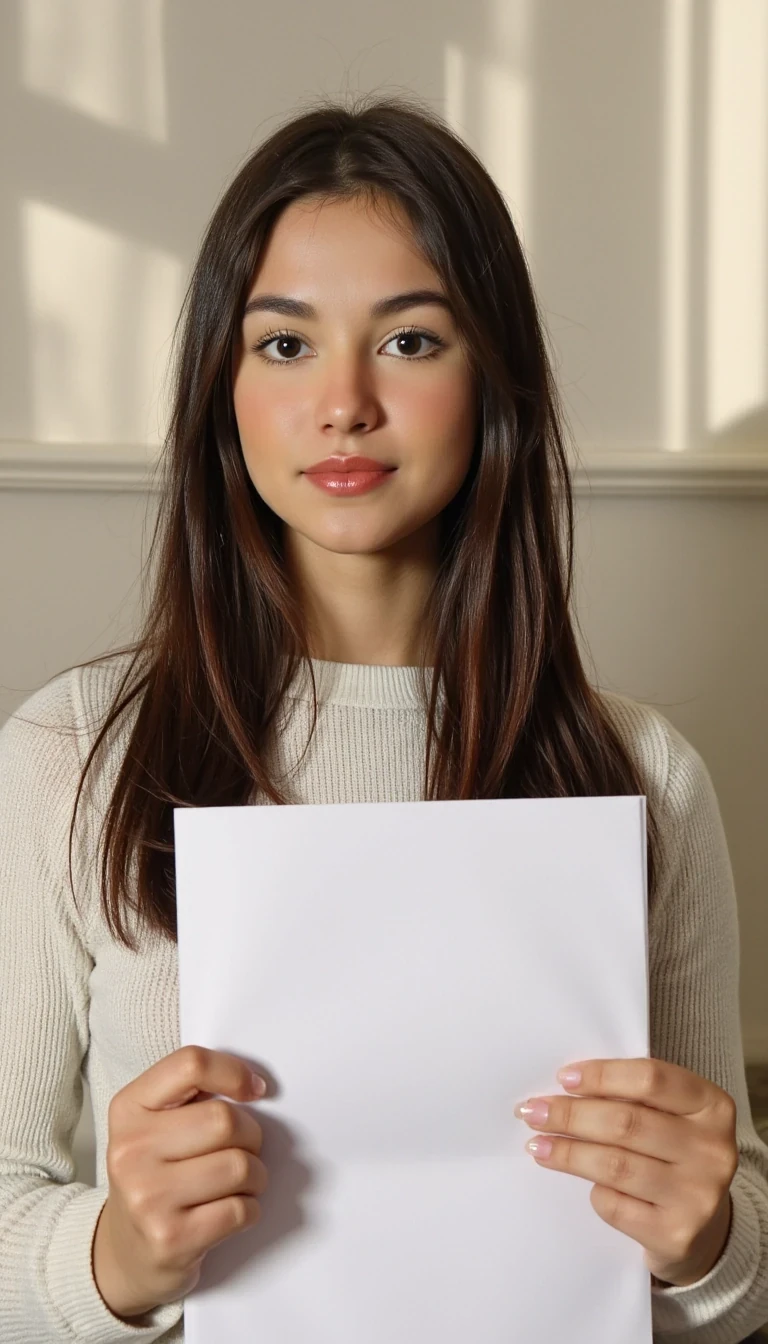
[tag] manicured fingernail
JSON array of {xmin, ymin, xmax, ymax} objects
[
  {"xmin": 251, "ymin": 1073, "xmax": 267, "ymax": 1097},
  {"xmin": 527, "ymin": 1137, "xmax": 553, "ymax": 1159},
  {"xmin": 515, "ymin": 1099, "xmax": 550, "ymax": 1125},
  {"xmin": 557, "ymin": 1067, "xmax": 582, "ymax": 1088}
]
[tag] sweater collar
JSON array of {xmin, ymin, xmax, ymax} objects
[{"xmin": 283, "ymin": 657, "xmax": 441, "ymax": 711}]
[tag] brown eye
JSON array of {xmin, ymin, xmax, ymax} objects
[
  {"xmin": 383, "ymin": 327, "xmax": 445, "ymax": 360},
  {"xmin": 388, "ymin": 332, "xmax": 429, "ymax": 357},
  {"xmin": 271, "ymin": 336, "xmax": 302, "ymax": 359},
  {"xmin": 253, "ymin": 331, "xmax": 307, "ymax": 363}
]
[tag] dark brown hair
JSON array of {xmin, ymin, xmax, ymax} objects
[{"xmin": 43, "ymin": 89, "xmax": 658, "ymax": 950}]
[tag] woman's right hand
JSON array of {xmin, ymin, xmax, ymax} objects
[{"xmin": 92, "ymin": 1045, "xmax": 269, "ymax": 1321}]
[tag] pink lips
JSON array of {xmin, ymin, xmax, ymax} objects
[
  {"xmin": 304, "ymin": 468, "xmax": 396, "ymax": 497},
  {"xmin": 303, "ymin": 454, "xmax": 396, "ymax": 497}
]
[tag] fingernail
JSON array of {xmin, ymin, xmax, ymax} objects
[
  {"xmin": 251, "ymin": 1073, "xmax": 267, "ymax": 1098},
  {"xmin": 515, "ymin": 1099, "xmax": 550, "ymax": 1125},
  {"xmin": 558, "ymin": 1068, "xmax": 582, "ymax": 1088},
  {"xmin": 527, "ymin": 1137, "xmax": 553, "ymax": 1159}
]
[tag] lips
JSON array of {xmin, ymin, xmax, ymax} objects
[{"xmin": 304, "ymin": 455, "xmax": 395, "ymax": 474}]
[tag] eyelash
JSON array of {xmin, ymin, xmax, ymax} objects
[{"xmin": 251, "ymin": 323, "xmax": 447, "ymax": 366}]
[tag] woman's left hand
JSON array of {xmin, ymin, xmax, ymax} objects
[{"xmin": 514, "ymin": 1057, "xmax": 739, "ymax": 1287}]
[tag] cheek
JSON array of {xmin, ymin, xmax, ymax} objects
[
  {"xmin": 233, "ymin": 377, "xmax": 300, "ymax": 443},
  {"xmin": 402, "ymin": 375, "xmax": 472, "ymax": 430},
  {"xmin": 232, "ymin": 377, "xmax": 260, "ymax": 441},
  {"xmin": 404, "ymin": 374, "xmax": 476, "ymax": 476}
]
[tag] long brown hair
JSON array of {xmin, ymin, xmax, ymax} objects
[{"xmin": 39, "ymin": 90, "xmax": 658, "ymax": 950}]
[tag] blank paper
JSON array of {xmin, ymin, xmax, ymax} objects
[{"xmin": 174, "ymin": 794, "xmax": 652, "ymax": 1343}]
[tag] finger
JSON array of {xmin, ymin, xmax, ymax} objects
[
  {"xmin": 556, "ymin": 1058, "xmax": 714, "ymax": 1118},
  {"xmin": 172, "ymin": 1148, "xmax": 269, "ymax": 1210},
  {"xmin": 125, "ymin": 1045, "xmax": 264, "ymax": 1113},
  {"xmin": 515, "ymin": 1094, "xmax": 693, "ymax": 1163},
  {"xmin": 152, "ymin": 1096, "xmax": 264, "ymax": 1162},
  {"xmin": 526, "ymin": 1134, "xmax": 676, "ymax": 1207}
]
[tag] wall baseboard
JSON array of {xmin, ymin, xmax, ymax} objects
[{"xmin": 1, "ymin": 441, "xmax": 768, "ymax": 496}]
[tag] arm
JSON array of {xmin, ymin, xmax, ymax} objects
[
  {"xmin": 0, "ymin": 670, "xmax": 183, "ymax": 1342},
  {"xmin": 648, "ymin": 718, "xmax": 768, "ymax": 1342}
]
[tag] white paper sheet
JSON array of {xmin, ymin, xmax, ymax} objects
[{"xmin": 174, "ymin": 795, "xmax": 652, "ymax": 1343}]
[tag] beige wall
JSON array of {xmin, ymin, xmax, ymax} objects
[{"xmin": 1, "ymin": 0, "xmax": 766, "ymax": 1181}]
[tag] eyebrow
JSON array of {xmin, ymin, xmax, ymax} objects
[{"xmin": 242, "ymin": 288, "xmax": 453, "ymax": 322}]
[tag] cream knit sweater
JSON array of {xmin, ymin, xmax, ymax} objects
[{"xmin": 0, "ymin": 651, "xmax": 767, "ymax": 1343}]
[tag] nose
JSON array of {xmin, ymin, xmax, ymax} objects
[{"xmin": 316, "ymin": 355, "xmax": 380, "ymax": 434}]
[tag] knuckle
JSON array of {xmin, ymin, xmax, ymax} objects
[
  {"xmin": 107, "ymin": 1136, "xmax": 139, "ymax": 1181},
  {"xmin": 211, "ymin": 1099, "xmax": 237, "ymax": 1143},
  {"xmin": 178, "ymin": 1044, "xmax": 208, "ymax": 1086},
  {"xmin": 593, "ymin": 1061, "xmax": 607, "ymax": 1093},
  {"xmin": 123, "ymin": 1179, "xmax": 157, "ymax": 1220},
  {"xmin": 559, "ymin": 1098, "xmax": 575, "ymax": 1133},
  {"xmin": 122, "ymin": 1177, "xmax": 158, "ymax": 1220},
  {"xmin": 606, "ymin": 1149, "xmax": 632, "ymax": 1185},
  {"xmin": 715, "ymin": 1091, "xmax": 737, "ymax": 1132},
  {"xmin": 637, "ymin": 1060, "xmax": 660, "ymax": 1099},
  {"xmin": 230, "ymin": 1194, "xmax": 255, "ymax": 1230},
  {"xmin": 700, "ymin": 1133, "xmax": 737, "ymax": 1184},
  {"xmin": 228, "ymin": 1149, "xmax": 251, "ymax": 1186},
  {"xmin": 105, "ymin": 1137, "xmax": 127, "ymax": 1175},
  {"xmin": 614, "ymin": 1104, "xmax": 639, "ymax": 1142},
  {"xmin": 143, "ymin": 1212, "xmax": 179, "ymax": 1260},
  {"xmin": 106, "ymin": 1093, "xmax": 124, "ymax": 1129},
  {"xmin": 250, "ymin": 1118, "xmax": 263, "ymax": 1153}
]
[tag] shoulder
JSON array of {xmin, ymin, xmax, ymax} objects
[
  {"xmin": 597, "ymin": 685, "xmax": 709, "ymax": 792},
  {"xmin": 0, "ymin": 650, "xmax": 142, "ymax": 826},
  {"xmin": 0, "ymin": 652, "xmax": 143, "ymax": 917},
  {"xmin": 0, "ymin": 649, "xmax": 137, "ymax": 761}
]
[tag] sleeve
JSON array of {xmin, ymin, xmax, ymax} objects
[
  {"xmin": 0, "ymin": 672, "xmax": 184, "ymax": 1342},
  {"xmin": 647, "ymin": 720, "xmax": 768, "ymax": 1343}
]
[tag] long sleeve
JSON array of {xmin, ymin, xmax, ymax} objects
[
  {"xmin": 0, "ymin": 674, "xmax": 184, "ymax": 1342},
  {"xmin": 643, "ymin": 718, "xmax": 768, "ymax": 1342}
]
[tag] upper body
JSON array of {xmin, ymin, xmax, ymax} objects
[{"xmin": 1, "ymin": 650, "xmax": 767, "ymax": 1343}]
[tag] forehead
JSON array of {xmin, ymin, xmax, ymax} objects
[{"xmin": 251, "ymin": 193, "xmax": 436, "ymax": 293}]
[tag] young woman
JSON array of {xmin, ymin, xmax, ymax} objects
[{"xmin": 0, "ymin": 92, "xmax": 766, "ymax": 1343}]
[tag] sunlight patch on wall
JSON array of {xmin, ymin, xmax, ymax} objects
[
  {"xmin": 21, "ymin": 0, "xmax": 168, "ymax": 142},
  {"xmin": 706, "ymin": 0, "xmax": 768, "ymax": 435},
  {"xmin": 21, "ymin": 200, "xmax": 183, "ymax": 444},
  {"xmin": 443, "ymin": 43, "xmax": 530, "ymax": 248},
  {"xmin": 480, "ymin": 62, "xmax": 530, "ymax": 247}
]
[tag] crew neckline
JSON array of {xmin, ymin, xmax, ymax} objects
[{"xmin": 283, "ymin": 656, "xmax": 440, "ymax": 710}]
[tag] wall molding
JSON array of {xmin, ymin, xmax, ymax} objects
[{"xmin": 1, "ymin": 440, "xmax": 768, "ymax": 497}]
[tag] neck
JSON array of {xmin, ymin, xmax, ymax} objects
[{"xmin": 283, "ymin": 521, "xmax": 440, "ymax": 667}]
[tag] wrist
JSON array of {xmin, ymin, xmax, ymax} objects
[{"xmin": 91, "ymin": 1201, "xmax": 159, "ymax": 1321}]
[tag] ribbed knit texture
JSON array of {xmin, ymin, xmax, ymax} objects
[{"xmin": 0, "ymin": 651, "xmax": 767, "ymax": 1342}]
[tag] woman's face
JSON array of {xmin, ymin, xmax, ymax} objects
[{"xmin": 232, "ymin": 192, "xmax": 477, "ymax": 564}]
